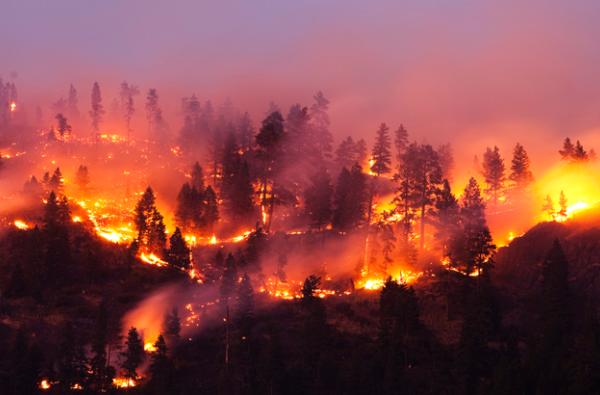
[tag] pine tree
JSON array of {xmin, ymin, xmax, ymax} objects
[
  {"xmin": 125, "ymin": 93, "xmax": 135, "ymax": 142},
  {"xmin": 121, "ymin": 327, "xmax": 145, "ymax": 382},
  {"xmin": 75, "ymin": 165, "xmax": 90, "ymax": 195},
  {"xmin": 148, "ymin": 335, "xmax": 174, "ymax": 395},
  {"xmin": 355, "ymin": 138, "xmax": 369, "ymax": 166},
  {"xmin": 238, "ymin": 111, "xmax": 254, "ymax": 152},
  {"xmin": 482, "ymin": 146, "xmax": 506, "ymax": 208},
  {"xmin": 208, "ymin": 127, "xmax": 223, "ymax": 188},
  {"xmin": 559, "ymin": 137, "xmax": 575, "ymax": 161},
  {"xmin": 89, "ymin": 82, "xmax": 104, "ymax": 147},
  {"xmin": 67, "ymin": 83, "xmax": 80, "ymax": 120},
  {"xmin": 145, "ymin": 88, "xmax": 159, "ymax": 145},
  {"xmin": 166, "ymin": 227, "xmax": 191, "ymax": 270},
  {"xmin": 49, "ymin": 167, "xmax": 64, "ymax": 195},
  {"xmin": 191, "ymin": 161, "xmax": 206, "ymax": 194},
  {"xmin": 90, "ymin": 301, "xmax": 112, "ymax": 391},
  {"xmin": 542, "ymin": 195, "xmax": 556, "ymax": 221},
  {"xmin": 220, "ymin": 253, "xmax": 239, "ymax": 307},
  {"xmin": 244, "ymin": 223, "xmax": 267, "ymax": 274},
  {"xmin": 203, "ymin": 185, "xmax": 220, "ymax": 234},
  {"xmin": 433, "ymin": 179, "xmax": 461, "ymax": 256},
  {"xmin": 370, "ymin": 123, "xmax": 393, "ymax": 176},
  {"xmin": 310, "ymin": 91, "xmax": 333, "ymax": 157},
  {"xmin": 331, "ymin": 164, "xmax": 369, "ymax": 232},
  {"xmin": 304, "ymin": 167, "xmax": 333, "ymax": 231},
  {"xmin": 57, "ymin": 195, "xmax": 71, "ymax": 224},
  {"xmin": 162, "ymin": 308, "xmax": 182, "ymax": 343},
  {"xmin": 43, "ymin": 191, "xmax": 71, "ymax": 284},
  {"xmin": 438, "ymin": 142, "xmax": 455, "ymax": 185},
  {"xmin": 508, "ymin": 143, "xmax": 534, "ymax": 203},
  {"xmin": 255, "ymin": 111, "xmax": 286, "ymax": 230},
  {"xmin": 134, "ymin": 186, "xmax": 166, "ymax": 253},
  {"xmin": 236, "ymin": 272, "xmax": 254, "ymax": 322},
  {"xmin": 413, "ymin": 144, "xmax": 443, "ymax": 250},
  {"xmin": 558, "ymin": 190, "xmax": 568, "ymax": 221},
  {"xmin": 335, "ymin": 136, "xmax": 356, "ymax": 168},
  {"xmin": 55, "ymin": 113, "xmax": 71, "ymax": 141},
  {"xmin": 394, "ymin": 124, "xmax": 409, "ymax": 165}
]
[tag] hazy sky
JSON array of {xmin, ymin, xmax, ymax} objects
[{"xmin": 3, "ymin": 0, "xmax": 600, "ymax": 172}]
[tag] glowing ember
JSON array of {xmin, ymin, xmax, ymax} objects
[
  {"xmin": 14, "ymin": 220, "xmax": 29, "ymax": 230},
  {"xmin": 71, "ymin": 383, "xmax": 83, "ymax": 390},
  {"xmin": 140, "ymin": 252, "xmax": 167, "ymax": 266},
  {"xmin": 113, "ymin": 378, "xmax": 136, "ymax": 388},
  {"xmin": 40, "ymin": 380, "xmax": 50, "ymax": 389}
]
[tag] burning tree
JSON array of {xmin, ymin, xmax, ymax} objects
[
  {"xmin": 134, "ymin": 187, "xmax": 167, "ymax": 254},
  {"xmin": 55, "ymin": 113, "xmax": 71, "ymax": 141},
  {"xmin": 166, "ymin": 227, "xmax": 191, "ymax": 270}
]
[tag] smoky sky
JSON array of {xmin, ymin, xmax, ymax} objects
[{"xmin": 3, "ymin": 0, "xmax": 600, "ymax": 174}]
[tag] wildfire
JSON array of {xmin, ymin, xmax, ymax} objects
[
  {"xmin": 40, "ymin": 380, "xmax": 50, "ymax": 389},
  {"xmin": 144, "ymin": 342, "xmax": 157, "ymax": 352},
  {"xmin": 14, "ymin": 220, "xmax": 29, "ymax": 230},
  {"xmin": 113, "ymin": 378, "xmax": 136, "ymax": 388},
  {"xmin": 567, "ymin": 199, "xmax": 588, "ymax": 216},
  {"xmin": 140, "ymin": 252, "xmax": 167, "ymax": 266}
]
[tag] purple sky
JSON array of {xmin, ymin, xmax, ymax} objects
[{"xmin": 3, "ymin": 0, "xmax": 600, "ymax": 173}]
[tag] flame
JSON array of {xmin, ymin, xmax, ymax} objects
[
  {"xmin": 71, "ymin": 383, "xmax": 83, "ymax": 390},
  {"xmin": 40, "ymin": 380, "xmax": 50, "ymax": 389},
  {"xmin": 72, "ymin": 216, "xmax": 81, "ymax": 222},
  {"xmin": 140, "ymin": 252, "xmax": 167, "ymax": 266},
  {"xmin": 210, "ymin": 235, "xmax": 217, "ymax": 244},
  {"xmin": 567, "ymin": 199, "xmax": 588, "ymax": 215},
  {"xmin": 144, "ymin": 342, "xmax": 156, "ymax": 352},
  {"xmin": 14, "ymin": 220, "xmax": 29, "ymax": 230},
  {"xmin": 10, "ymin": 102, "xmax": 16, "ymax": 112},
  {"xmin": 113, "ymin": 378, "xmax": 136, "ymax": 388}
]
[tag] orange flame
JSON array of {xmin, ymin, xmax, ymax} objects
[{"xmin": 14, "ymin": 220, "xmax": 29, "ymax": 230}]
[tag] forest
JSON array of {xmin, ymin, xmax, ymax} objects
[{"xmin": 1, "ymin": 79, "xmax": 600, "ymax": 395}]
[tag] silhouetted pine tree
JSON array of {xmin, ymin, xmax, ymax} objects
[
  {"xmin": 370, "ymin": 123, "xmax": 393, "ymax": 177},
  {"xmin": 166, "ymin": 227, "xmax": 191, "ymax": 270},
  {"xmin": 438, "ymin": 142, "xmax": 455, "ymax": 185},
  {"xmin": 89, "ymin": 82, "xmax": 104, "ymax": 147},
  {"xmin": 331, "ymin": 163, "xmax": 369, "ymax": 232},
  {"xmin": 304, "ymin": 167, "xmax": 333, "ymax": 231},
  {"xmin": 508, "ymin": 143, "xmax": 534, "ymax": 203},
  {"xmin": 482, "ymin": 146, "xmax": 506, "ymax": 208},
  {"xmin": 148, "ymin": 335, "xmax": 175, "ymax": 395},
  {"xmin": 90, "ymin": 301, "xmax": 114, "ymax": 391},
  {"xmin": 203, "ymin": 185, "xmax": 220, "ymax": 234},
  {"xmin": 310, "ymin": 91, "xmax": 333, "ymax": 157},
  {"xmin": 335, "ymin": 136, "xmax": 356, "ymax": 168},
  {"xmin": 121, "ymin": 327, "xmax": 145, "ymax": 383},
  {"xmin": 236, "ymin": 272, "xmax": 254, "ymax": 323}
]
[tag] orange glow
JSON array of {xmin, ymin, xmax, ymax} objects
[
  {"xmin": 10, "ymin": 102, "xmax": 16, "ymax": 112},
  {"xmin": 113, "ymin": 378, "xmax": 136, "ymax": 388},
  {"xmin": 144, "ymin": 342, "xmax": 157, "ymax": 352},
  {"xmin": 40, "ymin": 380, "xmax": 50, "ymax": 389},
  {"xmin": 140, "ymin": 252, "xmax": 167, "ymax": 266},
  {"xmin": 14, "ymin": 220, "xmax": 29, "ymax": 230}
]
